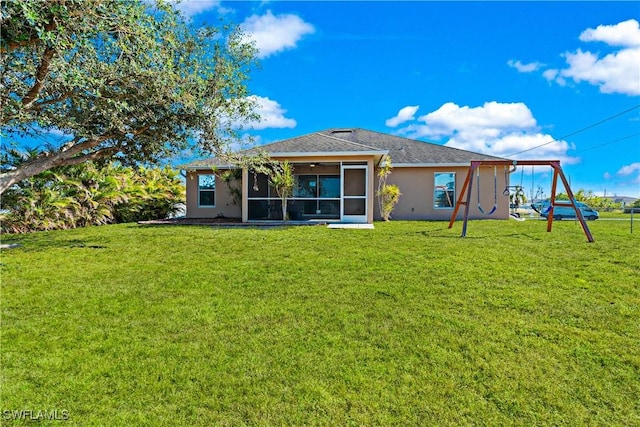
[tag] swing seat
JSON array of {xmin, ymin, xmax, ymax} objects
[
  {"xmin": 477, "ymin": 166, "xmax": 499, "ymax": 215},
  {"xmin": 478, "ymin": 204, "xmax": 497, "ymax": 215}
]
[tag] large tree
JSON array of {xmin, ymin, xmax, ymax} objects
[{"xmin": 0, "ymin": 0, "xmax": 258, "ymax": 194}]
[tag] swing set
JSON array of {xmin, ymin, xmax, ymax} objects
[
  {"xmin": 448, "ymin": 160, "xmax": 594, "ymax": 242},
  {"xmin": 475, "ymin": 164, "xmax": 510, "ymax": 215}
]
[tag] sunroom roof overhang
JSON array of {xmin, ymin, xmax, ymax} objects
[{"xmin": 180, "ymin": 162, "xmax": 237, "ymax": 171}]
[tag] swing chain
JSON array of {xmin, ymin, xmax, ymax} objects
[
  {"xmin": 477, "ymin": 165, "xmax": 499, "ymax": 215},
  {"xmin": 503, "ymin": 166, "xmax": 510, "ymax": 196}
]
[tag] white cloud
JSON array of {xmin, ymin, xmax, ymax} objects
[
  {"xmin": 415, "ymin": 101, "xmax": 537, "ymax": 137},
  {"xmin": 169, "ymin": 0, "xmax": 227, "ymax": 17},
  {"xmin": 542, "ymin": 69, "xmax": 567, "ymax": 87},
  {"xmin": 385, "ymin": 105, "xmax": 419, "ymax": 127},
  {"xmin": 507, "ymin": 60, "xmax": 545, "ymax": 73},
  {"xmin": 579, "ymin": 19, "xmax": 640, "ymax": 47},
  {"xmin": 616, "ymin": 162, "xmax": 640, "ymax": 186},
  {"xmin": 241, "ymin": 10, "xmax": 315, "ymax": 58},
  {"xmin": 560, "ymin": 47, "xmax": 640, "ymax": 95},
  {"xmin": 394, "ymin": 101, "xmax": 579, "ymax": 164},
  {"xmin": 246, "ymin": 95, "xmax": 297, "ymax": 130},
  {"xmin": 617, "ymin": 162, "xmax": 640, "ymax": 176},
  {"xmin": 458, "ymin": 132, "xmax": 578, "ymax": 164},
  {"xmin": 541, "ymin": 19, "xmax": 640, "ymax": 96}
]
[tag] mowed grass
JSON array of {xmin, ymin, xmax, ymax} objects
[{"xmin": 1, "ymin": 219, "xmax": 639, "ymax": 426}]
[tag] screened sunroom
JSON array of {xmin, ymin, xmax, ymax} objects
[{"xmin": 246, "ymin": 162, "xmax": 369, "ymax": 223}]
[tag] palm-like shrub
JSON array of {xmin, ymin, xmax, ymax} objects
[
  {"xmin": 1, "ymin": 161, "xmax": 184, "ymax": 233},
  {"xmin": 114, "ymin": 166, "xmax": 184, "ymax": 223}
]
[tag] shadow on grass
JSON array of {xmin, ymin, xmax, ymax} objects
[
  {"xmin": 137, "ymin": 223, "xmax": 304, "ymax": 230},
  {"xmin": 0, "ymin": 236, "xmax": 108, "ymax": 251},
  {"xmin": 414, "ymin": 230, "xmax": 545, "ymax": 241}
]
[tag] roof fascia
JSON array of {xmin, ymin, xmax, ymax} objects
[
  {"xmin": 393, "ymin": 163, "xmax": 471, "ymax": 168},
  {"xmin": 181, "ymin": 164, "xmax": 236, "ymax": 171},
  {"xmin": 180, "ymin": 152, "xmax": 390, "ymax": 170},
  {"xmin": 268, "ymin": 150, "xmax": 388, "ymax": 157}
]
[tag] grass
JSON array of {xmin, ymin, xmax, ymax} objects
[
  {"xmin": 599, "ymin": 210, "xmax": 639, "ymax": 219},
  {"xmin": 1, "ymin": 220, "xmax": 639, "ymax": 426}
]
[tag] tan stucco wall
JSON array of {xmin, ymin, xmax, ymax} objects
[
  {"xmin": 185, "ymin": 170, "xmax": 242, "ymax": 218},
  {"xmin": 186, "ymin": 160, "xmax": 510, "ymax": 222},
  {"xmin": 375, "ymin": 166, "xmax": 510, "ymax": 221}
]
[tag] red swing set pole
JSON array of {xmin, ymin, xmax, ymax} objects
[
  {"xmin": 448, "ymin": 160, "xmax": 594, "ymax": 242},
  {"xmin": 547, "ymin": 161, "xmax": 594, "ymax": 243},
  {"xmin": 447, "ymin": 161, "xmax": 478, "ymax": 236}
]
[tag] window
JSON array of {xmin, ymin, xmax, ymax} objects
[
  {"xmin": 247, "ymin": 171, "xmax": 341, "ymax": 221},
  {"xmin": 198, "ymin": 174, "xmax": 216, "ymax": 207},
  {"xmin": 434, "ymin": 172, "xmax": 455, "ymax": 208},
  {"xmin": 294, "ymin": 175, "xmax": 340, "ymax": 199},
  {"xmin": 294, "ymin": 175, "xmax": 317, "ymax": 198},
  {"xmin": 247, "ymin": 172, "xmax": 280, "ymax": 220},
  {"xmin": 319, "ymin": 176, "xmax": 340, "ymax": 198},
  {"xmin": 248, "ymin": 172, "xmax": 274, "ymax": 198},
  {"xmin": 290, "ymin": 174, "xmax": 340, "ymax": 219}
]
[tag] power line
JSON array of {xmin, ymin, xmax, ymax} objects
[
  {"xmin": 505, "ymin": 104, "xmax": 640, "ymax": 158},
  {"xmin": 573, "ymin": 133, "xmax": 640, "ymax": 155}
]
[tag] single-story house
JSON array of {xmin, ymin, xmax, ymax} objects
[
  {"xmin": 603, "ymin": 195, "xmax": 638, "ymax": 208},
  {"xmin": 180, "ymin": 128, "xmax": 510, "ymax": 223}
]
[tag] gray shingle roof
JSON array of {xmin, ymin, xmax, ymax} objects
[
  {"xmin": 180, "ymin": 128, "xmax": 504, "ymax": 169},
  {"xmin": 244, "ymin": 130, "xmax": 386, "ymax": 154},
  {"xmin": 312, "ymin": 128, "xmax": 505, "ymax": 164}
]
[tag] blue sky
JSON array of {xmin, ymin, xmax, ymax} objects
[{"xmin": 177, "ymin": 0, "xmax": 640, "ymax": 198}]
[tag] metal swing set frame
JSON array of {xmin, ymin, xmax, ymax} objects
[{"xmin": 448, "ymin": 160, "xmax": 594, "ymax": 243}]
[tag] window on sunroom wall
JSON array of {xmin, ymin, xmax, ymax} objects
[
  {"xmin": 434, "ymin": 172, "xmax": 455, "ymax": 208},
  {"xmin": 198, "ymin": 174, "xmax": 216, "ymax": 207}
]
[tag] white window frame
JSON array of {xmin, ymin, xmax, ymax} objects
[
  {"xmin": 434, "ymin": 172, "xmax": 456, "ymax": 209},
  {"xmin": 198, "ymin": 174, "xmax": 216, "ymax": 208}
]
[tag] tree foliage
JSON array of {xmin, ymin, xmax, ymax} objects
[
  {"xmin": 556, "ymin": 189, "xmax": 621, "ymax": 210},
  {"xmin": 0, "ymin": 160, "xmax": 184, "ymax": 234},
  {"xmin": 268, "ymin": 160, "xmax": 294, "ymax": 222},
  {"xmin": 509, "ymin": 186, "xmax": 527, "ymax": 207},
  {"xmin": 376, "ymin": 158, "xmax": 401, "ymax": 221},
  {"xmin": 0, "ymin": 0, "xmax": 258, "ymax": 194}
]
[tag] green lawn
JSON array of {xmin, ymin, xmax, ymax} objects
[{"xmin": 1, "ymin": 220, "xmax": 639, "ymax": 426}]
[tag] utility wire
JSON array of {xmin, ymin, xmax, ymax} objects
[
  {"xmin": 572, "ymin": 133, "xmax": 640, "ymax": 155},
  {"xmin": 505, "ymin": 103, "xmax": 640, "ymax": 158}
]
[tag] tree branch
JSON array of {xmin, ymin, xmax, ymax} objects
[
  {"xmin": 56, "ymin": 147, "xmax": 120, "ymax": 166},
  {"xmin": 29, "ymin": 90, "xmax": 74, "ymax": 109},
  {"xmin": 1, "ymin": 11, "xmax": 59, "ymax": 53},
  {"xmin": 22, "ymin": 46, "xmax": 56, "ymax": 109},
  {"xmin": 0, "ymin": 139, "xmax": 117, "ymax": 195}
]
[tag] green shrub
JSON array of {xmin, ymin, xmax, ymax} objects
[
  {"xmin": 1, "ymin": 162, "xmax": 184, "ymax": 233},
  {"xmin": 376, "ymin": 158, "xmax": 402, "ymax": 221}
]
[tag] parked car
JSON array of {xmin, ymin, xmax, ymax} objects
[{"xmin": 535, "ymin": 201, "xmax": 599, "ymax": 220}]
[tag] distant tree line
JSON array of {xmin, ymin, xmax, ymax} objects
[
  {"xmin": 556, "ymin": 189, "xmax": 635, "ymax": 211},
  {"xmin": 1, "ymin": 159, "xmax": 184, "ymax": 234}
]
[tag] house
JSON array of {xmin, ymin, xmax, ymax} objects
[
  {"xmin": 602, "ymin": 195, "xmax": 638, "ymax": 208},
  {"xmin": 180, "ymin": 128, "xmax": 510, "ymax": 223}
]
